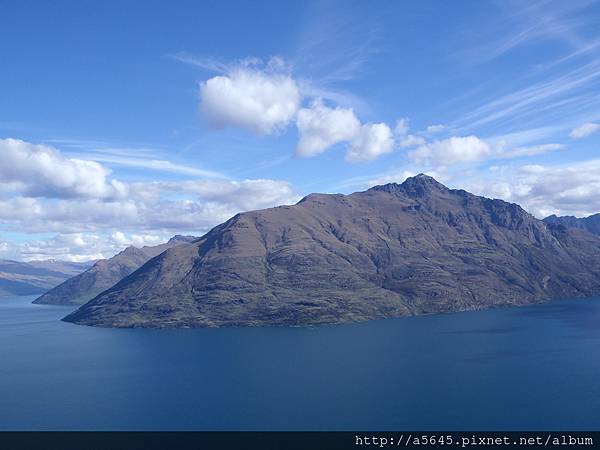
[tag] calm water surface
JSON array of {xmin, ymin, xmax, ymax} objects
[{"xmin": 1, "ymin": 296, "xmax": 599, "ymax": 430}]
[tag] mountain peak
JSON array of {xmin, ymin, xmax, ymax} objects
[
  {"xmin": 402, "ymin": 173, "xmax": 445, "ymax": 187},
  {"xmin": 168, "ymin": 235, "xmax": 197, "ymax": 244},
  {"xmin": 370, "ymin": 174, "xmax": 447, "ymax": 197}
]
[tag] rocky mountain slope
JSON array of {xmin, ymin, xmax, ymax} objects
[
  {"xmin": 0, "ymin": 259, "xmax": 93, "ymax": 297},
  {"xmin": 64, "ymin": 175, "xmax": 600, "ymax": 328},
  {"xmin": 34, "ymin": 235, "xmax": 196, "ymax": 305},
  {"xmin": 544, "ymin": 213, "xmax": 600, "ymax": 236}
]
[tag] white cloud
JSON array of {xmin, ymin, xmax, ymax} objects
[
  {"xmin": 394, "ymin": 118, "xmax": 410, "ymax": 135},
  {"xmin": 426, "ymin": 124, "xmax": 446, "ymax": 134},
  {"xmin": 465, "ymin": 159, "xmax": 600, "ymax": 218},
  {"xmin": 0, "ymin": 179, "xmax": 299, "ymax": 260},
  {"xmin": 398, "ymin": 134, "xmax": 426, "ymax": 148},
  {"xmin": 0, "ymin": 232, "xmax": 171, "ymax": 262},
  {"xmin": 296, "ymin": 100, "xmax": 396, "ymax": 162},
  {"xmin": 345, "ymin": 123, "xmax": 394, "ymax": 162},
  {"xmin": 408, "ymin": 135, "xmax": 563, "ymax": 167},
  {"xmin": 410, "ymin": 136, "xmax": 493, "ymax": 166},
  {"xmin": 0, "ymin": 138, "xmax": 302, "ymax": 261},
  {"xmin": 295, "ymin": 100, "xmax": 361, "ymax": 157},
  {"xmin": 110, "ymin": 231, "xmax": 165, "ymax": 249},
  {"xmin": 498, "ymin": 143, "xmax": 564, "ymax": 159},
  {"xmin": 146, "ymin": 179, "xmax": 300, "ymax": 213},
  {"xmin": 0, "ymin": 138, "xmax": 128, "ymax": 199},
  {"xmin": 195, "ymin": 57, "xmax": 400, "ymax": 163},
  {"xmin": 200, "ymin": 67, "xmax": 301, "ymax": 135},
  {"xmin": 569, "ymin": 122, "xmax": 600, "ymax": 139},
  {"xmin": 0, "ymin": 177, "xmax": 300, "ymax": 235},
  {"xmin": 368, "ymin": 170, "xmax": 417, "ymax": 186},
  {"xmin": 84, "ymin": 155, "xmax": 226, "ymax": 178}
]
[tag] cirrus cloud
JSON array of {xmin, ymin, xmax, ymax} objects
[{"xmin": 569, "ymin": 122, "xmax": 600, "ymax": 139}]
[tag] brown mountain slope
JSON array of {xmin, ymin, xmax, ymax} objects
[
  {"xmin": 33, "ymin": 235, "xmax": 197, "ymax": 305},
  {"xmin": 64, "ymin": 175, "xmax": 600, "ymax": 328}
]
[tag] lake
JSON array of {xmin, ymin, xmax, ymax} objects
[{"xmin": 1, "ymin": 295, "xmax": 599, "ymax": 431}]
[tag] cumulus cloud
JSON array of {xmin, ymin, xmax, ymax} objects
[
  {"xmin": 345, "ymin": 123, "xmax": 394, "ymax": 162},
  {"xmin": 142, "ymin": 179, "xmax": 300, "ymax": 214},
  {"xmin": 0, "ymin": 178, "xmax": 300, "ymax": 235},
  {"xmin": 199, "ymin": 65, "xmax": 301, "ymax": 135},
  {"xmin": 296, "ymin": 100, "xmax": 395, "ymax": 162},
  {"xmin": 569, "ymin": 122, "xmax": 600, "ymax": 139},
  {"xmin": 0, "ymin": 138, "xmax": 302, "ymax": 261},
  {"xmin": 0, "ymin": 178, "xmax": 299, "ymax": 260},
  {"xmin": 398, "ymin": 134, "xmax": 426, "ymax": 148},
  {"xmin": 195, "ymin": 57, "xmax": 402, "ymax": 163},
  {"xmin": 295, "ymin": 100, "xmax": 361, "ymax": 157},
  {"xmin": 0, "ymin": 232, "xmax": 170, "ymax": 262},
  {"xmin": 408, "ymin": 135, "xmax": 563, "ymax": 167},
  {"xmin": 409, "ymin": 136, "xmax": 493, "ymax": 166},
  {"xmin": 465, "ymin": 159, "xmax": 600, "ymax": 218},
  {"xmin": 0, "ymin": 138, "xmax": 128, "ymax": 199}
]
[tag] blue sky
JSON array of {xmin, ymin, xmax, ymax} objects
[{"xmin": 2, "ymin": 0, "xmax": 600, "ymax": 261}]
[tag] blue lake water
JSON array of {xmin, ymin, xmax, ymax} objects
[{"xmin": 1, "ymin": 295, "xmax": 599, "ymax": 431}]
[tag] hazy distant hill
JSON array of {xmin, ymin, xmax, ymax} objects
[
  {"xmin": 543, "ymin": 213, "xmax": 600, "ymax": 236},
  {"xmin": 34, "ymin": 235, "xmax": 197, "ymax": 305},
  {"xmin": 64, "ymin": 175, "xmax": 600, "ymax": 328},
  {"xmin": 0, "ymin": 259, "xmax": 93, "ymax": 297}
]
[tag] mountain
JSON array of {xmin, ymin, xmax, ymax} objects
[
  {"xmin": 543, "ymin": 213, "xmax": 600, "ymax": 236},
  {"xmin": 0, "ymin": 259, "xmax": 93, "ymax": 297},
  {"xmin": 34, "ymin": 235, "xmax": 197, "ymax": 305},
  {"xmin": 63, "ymin": 175, "xmax": 600, "ymax": 328}
]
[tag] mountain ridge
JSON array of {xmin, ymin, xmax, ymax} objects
[
  {"xmin": 0, "ymin": 259, "xmax": 93, "ymax": 297},
  {"xmin": 63, "ymin": 175, "xmax": 600, "ymax": 328},
  {"xmin": 543, "ymin": 213, "xmax": 600, "ymax": 236},
  {"xmin": 33, "ymin": 235, "xmax": 197, "ymax": 305}
]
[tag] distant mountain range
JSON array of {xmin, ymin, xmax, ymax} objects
[
  {"xmin": 543, "ymin": 213, "xmax": 600, "ymax": 236},
  {"xmin": 63, "ymin": 175, "xmax": 600, "ymax": 328},
  {"xmin": 0, "ymin": 259, "xmax": 93, "ymax": 297},
  {"xmin": 34, "ymin": 235, "xmax": 197, "ymax": 305}
]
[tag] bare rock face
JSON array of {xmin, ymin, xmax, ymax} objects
[
  {"xmin": 33, "ymin": 236, "xmax": 197, "ymax": 305},
  {"xmin": 63, "ymin": 175, "xmax": 600, "ymax": 328},
  {"xmin": 544, "ymin": 213, "xmax": 600, "ymax": 236}
]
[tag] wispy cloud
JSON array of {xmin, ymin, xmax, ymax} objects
[
  {"xmin": 168, "ymin": 52, "xmax": 232, "ymax": 73},
  {"xmin": 82, "ymin": 155, "xmax": 227, "ymax": 179},
  {"xmin": 454, "ymin": 59, "xmax": 600, "ymax": 130},
  {"xmin": 570, "ymin": 121, "xmax": 600, "ymax": 139},
  {"xmin": 456, "ymin": 0, "xmax": 596, "ymax": 64},
  {"xmin": 42, "ymin": 138, "xmax": 226, "ymax": 178},
  {"xmin": 292, "ymin": 1, "xmax": 383, "ymax": 84}
]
